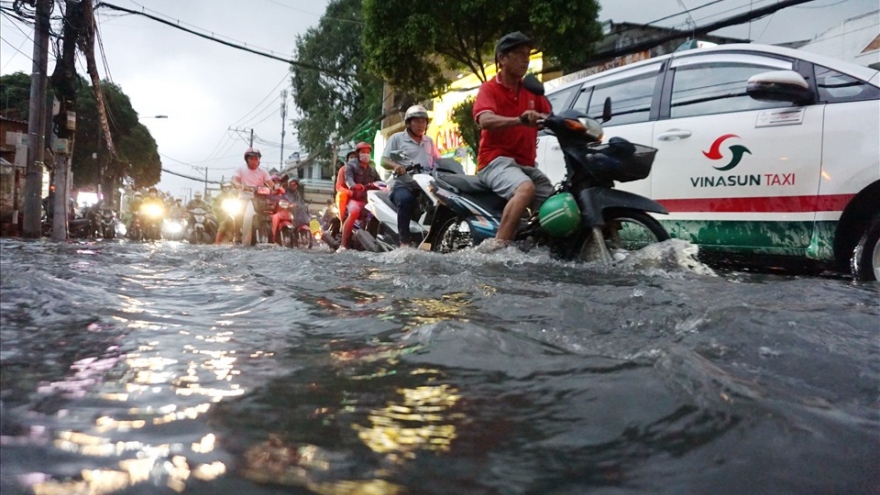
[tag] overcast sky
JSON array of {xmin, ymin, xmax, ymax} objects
[{"xmin": 1, "ymin": 0, "xmax": 877, "ymax": 199}]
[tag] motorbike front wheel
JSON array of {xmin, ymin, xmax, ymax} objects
[
  {"xmin": 294, "ymin": 229, "xmax": 312, "ymax": 249},
  {"xmin": 431, "ymin": 217, "xmax": 473, "ymax": 253},
  {"xmin": 103, "ymin": 226, "xmax": 115, "ymax": 239},
  {"xmin": 253, "ymin": 221, "xmax": 270, "ymax": 245},
  {"xmin": 574, "ymin": 209, "xmax": 669, "ymax": 262}
]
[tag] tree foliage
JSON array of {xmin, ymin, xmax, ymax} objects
[
  {"xmin": 451, "ymin": 97, "xmax": 478, "ymax": 159},
  {"xmin": 363, "ymin": 0, "xmax": 604, "ymax": 97},
  {"xmin": 0, "ymin": 72, "xmax": 161, "ymax": 189},
  {"xmin": 290, "ymin": 0, "xmax": 384, "ymax": 159},
  {"xmin": 0, "ymin": 72, "xmax": 32, "ymax": 120},
  {"xmin": 71, "ymin": 78, "xmax": 161, "ymax": 190}
]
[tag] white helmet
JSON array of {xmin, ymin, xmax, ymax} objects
[{"xmin": 404, "ymin": 105, "xmax": 429, "ymax": 124}]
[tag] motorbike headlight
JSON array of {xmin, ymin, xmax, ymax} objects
[
  {"xmin": 194, "ymin": 215, "xmax": 205, "ymax": 223},
  {"xmin": 142, "ymin": 203, "xmax": 164, "ymax": 218},
  {"xmin": 116, "ymin": 223, "xmax": 127, "ymax": 236},
  {"xmin": 222, "ymin": 198, "xmax": 241, "ymax": 215},
  {"xmin": 164, "ymin": 220, "xmax": 183, "ymax": 234},
  {"xmin": 278, "ymin": 200, "xmax": 290, "ymax": 209}
]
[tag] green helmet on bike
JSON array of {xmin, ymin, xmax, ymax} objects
[{"xmin": 539, "ymin": 193, "xmax": 581, "ymax": 237}]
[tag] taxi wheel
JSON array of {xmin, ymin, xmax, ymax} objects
[{"xmin": 851, "ymin": 216, "xmax": 879, "ymax": 281}]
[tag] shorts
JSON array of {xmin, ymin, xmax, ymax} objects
[{"xmin": 477, "ymin": 156, "xmax": 554, "ymax": 211}]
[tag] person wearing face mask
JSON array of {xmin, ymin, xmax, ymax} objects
[
  {"xmin": 473, "ymin": 31, "xmax": 553, "ymax": 253},
  {"xmin": 231, "ymin": 147, "xmax": 273, "ymax": 246},
  {"xmin": 338, "ymin": 142, "xmax": 380, "ymax": 251}
]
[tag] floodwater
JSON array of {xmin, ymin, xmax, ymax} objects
[{"xmin": 0, "ymin": 238, "xmax": 877, "ymax": 495}]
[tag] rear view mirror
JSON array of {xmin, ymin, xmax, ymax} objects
[
  {"xmin": 602, "ymin": 97, "xmax": 612, "ymax": 123},
  {"xmin": 522, "ymin": 73, "xmax": 545, "ymax": 96},
  {"xmin": 747, "ymin": 70, "xmax": 814, "ymax": 105}
]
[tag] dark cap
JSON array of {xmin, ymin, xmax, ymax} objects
[{"xmin": 495, "ymin": 31, "xmax": 535, "ymax": 57}]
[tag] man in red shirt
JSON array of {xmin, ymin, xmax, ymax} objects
[{"xmin": 473, "ymin": 31, "xmax": 553, "ymax": 251}]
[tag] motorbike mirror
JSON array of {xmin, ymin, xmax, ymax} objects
[
  {"xmin": 522, "ymin": 73, "xmax": 545, "ymax": 96},
  {"xmin": 602, "ymin": 97, "xmax": 612, "ymax": 123}
]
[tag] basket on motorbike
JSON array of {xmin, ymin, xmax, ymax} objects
[
  {"xmin": 585, "ymin": 140, "xmax": 657, "ymax": 183},
  {"xmin": 252, "ymin": 186, "xmax": 278, "ymax": 215}
]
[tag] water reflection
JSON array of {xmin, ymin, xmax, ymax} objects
[{"xmin": 355, "ymin": 379, "xmax": 461, "ymax": 462}]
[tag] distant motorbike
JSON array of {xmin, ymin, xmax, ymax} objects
[
  {"xmin": 321, "ymin": 184, "xmax": 383, "ymax": 252},
  {"xmin": 250, "ymin": 186, "xmax": 281, "ymax": 246},
  {"xmin": 427, "ymin": 75, "xmax": 670, "ymax": 261},
  {"xmin": 162, "ymin": 217, "xmax": 186, "ymax": 241},
  {"xmin": 186, "ymin": 207, "xmax": 215, "ymax": 244},
  {"xmin": 140, "ymin": 202, "xmax": 165, "ymax": 241},
  {"xmin": 275, "ymin": 199, "xmax": 312, "ymax": 249},
  {"xmin": 41, "ymin": 204, "xmax": 100, "ymax": 239},
  {"xmin": 99, "ymin": 208, "xmax": 117, "ymax": 239}
]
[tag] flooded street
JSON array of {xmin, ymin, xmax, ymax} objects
[{"xmin": 0, "ymin": 238, "xmax": 877, "ymax": 495}]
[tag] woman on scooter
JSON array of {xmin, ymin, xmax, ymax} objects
[
  {"xmin": 380, "ymin": 105, "xmax": 441, "ymax": 247},
  {"xmin": 338, "ymin": 142, "xmax": 380, "ymax": 252}
]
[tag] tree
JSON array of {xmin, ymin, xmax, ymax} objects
[
  {"xmin": 71, "ymin": 78, "xmax": 161, "ymax": 193},
  {"xmin": 0, "ymin": 72, "xmax": 32, "ymax": 121},
  {"xmin": 290, "ymin": 0, "xmax": 383, "ymax": 159},
  {"xmin": 451, "ymin": 97, "xmax": 479, "ymax": 159},
  {"xmin": 2, "ymin": 72, "xmax": 161, "ymax": 192},
  {"xmin": 363, "ymin": 0, "xmax": 603, "ymax": 97}
]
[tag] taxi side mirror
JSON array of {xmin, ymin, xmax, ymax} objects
[{"xmin": 747, "ymin": 70, "xmax": 815, "ymax": 105}]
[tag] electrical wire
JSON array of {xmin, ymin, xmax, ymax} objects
[
  {"xmin": 260, "ymin": 0, "xmax": 363, "ymax": 25},
  {"xmin": 0, "ymin": 34, "xmax": 30, "ymax": 67},
  {"xmin": 95, "ymin": 1, "xmax": 361, "ymax": 78}
]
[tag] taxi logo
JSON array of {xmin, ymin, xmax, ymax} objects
[{"xmin": 703, "ymin": 134, "xmax": 752, "ymax": 171}]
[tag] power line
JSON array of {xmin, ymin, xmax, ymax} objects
[
  {"xmin": 259, "ymin": 0, "xmax": 363, "ymax": 25},
  {"xmin": 230, "ymin": 73, "xmax": 289, "ymax": 128},
  {"xmin": 94, "ymin": 1, "xmax": 361, "ymax": 78}
]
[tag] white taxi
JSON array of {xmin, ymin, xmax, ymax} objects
[{"xmin": 538, "ymin": 43, "xmax": 880, "ymax": 280}]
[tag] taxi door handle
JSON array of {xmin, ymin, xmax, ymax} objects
[{"xmin": 656, "ymin": 129, "xmax": 693, "ymax": 141}]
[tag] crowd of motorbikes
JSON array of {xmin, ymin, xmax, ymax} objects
[
  {"xmin": 43, "ymin": 76, "xmax": 672, "ymax": 264},
  {"xmin": 41, "ymin": 186, "xmax": 324, "ymax": 249},
  {"xmin": 340, "ymin": 75, "xmax": 670, "ymax": 265}
]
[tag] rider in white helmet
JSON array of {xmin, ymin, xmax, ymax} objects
[
  {"xmin": 380, "ymin": 104, "xmax": 441, "ymax": 247},
  {"xmin": 231, "ymin": 147, "xmax": 273, "ymax": 245}
]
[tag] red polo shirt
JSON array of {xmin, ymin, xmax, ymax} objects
[{"xmin": 473, "ymin": 75, "xmax": 551, "ymax": 171}]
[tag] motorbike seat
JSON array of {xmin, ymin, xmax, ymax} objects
[
  {"xmin": 373, "ymin": 190, "xmax": 398, "ymax": 213},
  {"xmin": 433, "ymin": 173, "xmax": 491, "ymax": 195}
]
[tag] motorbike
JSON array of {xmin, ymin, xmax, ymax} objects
[
  {"xmin": 41, "ymin": 204, "xmax": 100, "ymax": 239},
  {"xmin": 274, "ymin": 198, "xmax": 313, "ymax": 249},
  {"xmin": 366, "ymin": 153, "xmax": 465, "ymax": 250},
  {"xmin": 321, "ymin": 183, "xmax": 384, "ymax": 252},
  {"xmin": 426, "ymin": 76, "xmax": 670, "ymax": 262},
  {"xmin": 140, "ymin": 202, "xmax": 165, "ymax": 241},
  {"xmin": 187, "ymin": 207, "xmax": 215, "ymax": 244},
  {"xmin": 99, "ymin": 208, "xmax": 117, "ymax": 239},
  {"xmin": 250, "ymin": 186, "xmax": 281, "ymax": 246},
  {"xmin": 127, "ymin": 211, "xmax": 144, "ymax": 241},
  {"xmin": 217, "ymin": 197, "xmax": 242, "ymax": 243}
]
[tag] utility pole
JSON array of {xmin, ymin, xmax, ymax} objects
[
  {"xmin": 190, "ymin": 166, "xmax": 209, "ymax": 196},
  {"xmin": 279, "ymin": 89, "xmax": 287, "ymax": 169},
  {"xmin": 250, "ymin": 128, "xmax": 254, "ymax": 148},
  {"xmin": 51, "ymin": 0, "xmax": 84, "ymax": 241},
  {"xmin": 22, "ymin": 0, "xmax": 52, "ymax": 238}
]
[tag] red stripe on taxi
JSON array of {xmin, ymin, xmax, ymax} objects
[{"xmin": 657, "ymin": 194, "xmax": 855, "ymax": 213}]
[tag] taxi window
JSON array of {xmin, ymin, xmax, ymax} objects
[
  {"xmin": 814, "ymin": 65, "xmax": 880, "ymax": 103},
  {"xmin": 545, "ymin": 85, "xmax": 580, "ymax": 113},
  {"xmin": 572, "ymin": 71, "xmax": 658, "ymax": 125},
  {"xmin": 670, "ymin": 62, "xmax": 786, "ymax": 118}
]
